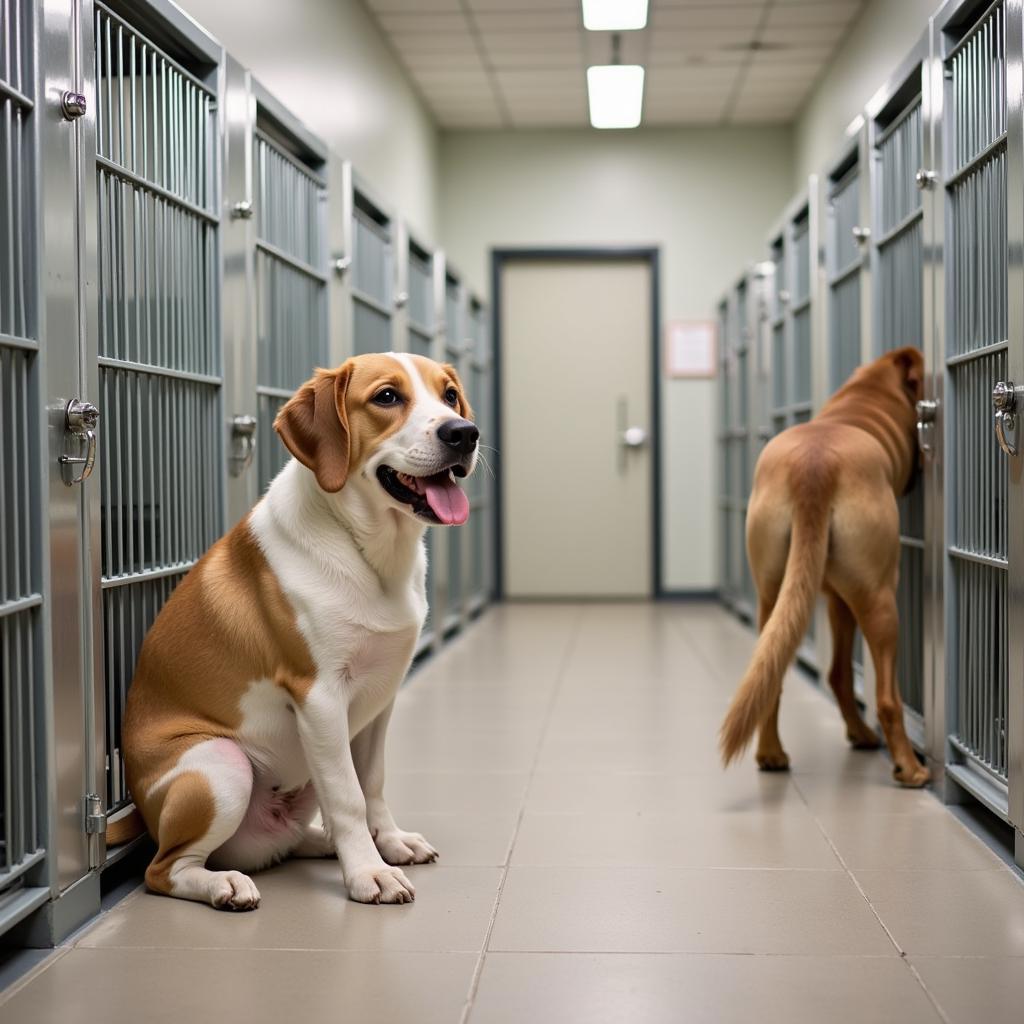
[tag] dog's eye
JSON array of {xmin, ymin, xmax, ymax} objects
[
  {"xmin": 444, "ymin": 387, "xmax": 459, "ymax": 408},
  {"xmin": 373, "ymin": 388, "xmax": 401, "ymax": 407}
]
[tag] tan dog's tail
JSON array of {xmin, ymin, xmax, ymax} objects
[
  {"xmin": 105, "ymin": 806, "xmax": 147, "ymax": 846},
  {"xmin": 719, "ymin": 454, "xmax": 837, "ymax": 766}
]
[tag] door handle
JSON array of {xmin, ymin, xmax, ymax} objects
[
  {"xmin": 992, "ymin": 381, "xmax": 1022, "ymax": 457},
  {"xmin": 60, "ymin": 398, "xmax": 99, "ymax": 485},
  {"xmin": 229, "ymin": 414, "xmax": 258, "ymax": 476},
  {"xmin": 617, "ymin": 396, "xmax": 647, "ymax": 473},
  {"xmin": 915, "ymin": 398, "xmax": 937, "ymax": 454}
]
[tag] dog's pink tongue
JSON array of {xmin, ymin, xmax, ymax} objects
[{"xmin": 423, "ymin": 473, "xmax": 470, "ymax": 526}]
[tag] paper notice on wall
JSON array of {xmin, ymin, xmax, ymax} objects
[{"xmin": 665, "ymin": 320, "xmax": 716, "ymax": 378}]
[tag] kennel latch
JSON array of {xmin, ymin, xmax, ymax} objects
[
  {"xmin": 992, "ymin": 380, "xmax": 1023, "ymax": 457},
  {"xmin": 915, "ymin": 398, "xmax": 937, "ymax": 455},
  {"xmin": 229, "ymin": 414, "xmax": 258, "ymax": 476},
  {"xmin": 59, "ymin": 399, "xmax": 99, "ymax": 486}
]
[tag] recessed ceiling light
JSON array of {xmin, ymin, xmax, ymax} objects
[
  {"xmin": 582, "ymin": 0, "xmax": 649, "ymax": 32},
  {"xmin": 587, "ymin": 64, "xmax": 645, "ymax": 129}
]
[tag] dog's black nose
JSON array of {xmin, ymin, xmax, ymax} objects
[{"xmin": 438, "ymin": 418, "xmax": 479, "ymax": 455}]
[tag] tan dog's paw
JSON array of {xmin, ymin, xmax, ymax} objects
[
  {"xmin": 893, "ymin": 760, "xmax": 931, "ymax": 788},
  {"xmin": 346, "ymin": 864, "xmax": 416, "ymax": 904},
  {"xmin": 756, "ymin": 749, "xmax": 790, "ymax": 771},
  {"xmin": 374, "ymin": 829, "xmax": 439, "ymax": 866},
  {"xmin": 846, "ymin": 721, "xmax": 882, "ymax": 750},
  {"xmin": 209, "ymin": 871, "xmax": 261, "ymax": 911}
]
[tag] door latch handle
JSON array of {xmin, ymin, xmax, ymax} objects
[
  {"xmin": 60, "ymin": 398, "xmax": 99, "ymax": 485},
  {"xmin": 915, "ymin": 398, "xmax": 937, "ymax": 454},
  {"xmin": 229, "ymin": 414, "xmax": 258, "ymax": 476},
  {"xmin": 992, "ymin": 381, "xmax": 1022, "ymax": 457}
]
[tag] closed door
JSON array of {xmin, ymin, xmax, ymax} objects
[{"xmin": 500, "ymin": 258, "xmax": 653, "ymax": 598}]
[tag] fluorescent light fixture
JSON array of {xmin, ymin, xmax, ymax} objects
[
  {"xmin": 587, "ymin": 64, "xmax": 644, "ymax": 129},
  {"xmin": 582, "ymin": 0, "xmax": 648, "ymax": 31}
]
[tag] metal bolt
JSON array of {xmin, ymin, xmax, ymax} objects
[
  {"xmin": 914, "ymin": 168, "xmax": 937, "ymax": 190},
  {"xmin": 61, "ymin": 90, "xmax": 87, "ymax": 120},
  {"xmin": 231, "ymin": 199, "xmax": 254, "ymax": 220},
  {"xmin": 332, "ymin": 256, "xmax": 352, "ymax": 276}
]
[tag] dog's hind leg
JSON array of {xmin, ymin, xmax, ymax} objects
[
  {"xmin": 854, "ymin": 588, "xmax": 930, "ymax": 788},
  {"xmin": 825, "ymin": 591, "xmax": 880, "ymax": 750},
  {"xmin": 753, "ymin": 594, "xmax": 790, "ymax": 772},
  {"xmin": 142, "ymin": 737, "xmax": 262, "ymax": 910}
]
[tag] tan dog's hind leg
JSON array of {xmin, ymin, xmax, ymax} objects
[
  {"xmin": 855, "ymin": 589, "xmax": 930, "ymax": 788},
  {"xmin": 753, "ymin": 595, "xmax": 790, "ymax": 772},
  {"xmin": 143, "ymin": 738, "xmax": 261, "ymax": 910},
  {"xmin": 825, "ymin": 592, "xmax": 880, "ymax": 750}
]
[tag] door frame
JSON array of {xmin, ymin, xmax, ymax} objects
[{"xmin": 490, "ymin": 247, "xmax": 663, "ymax": 600}]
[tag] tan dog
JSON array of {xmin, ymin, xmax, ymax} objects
[
  {"xmin": 719, "ymin": 347, "xmax": 929, "ymax": 787},
  {"xmin": 107, "ymin": 353, "xmax": 478, "ymax": 908}
]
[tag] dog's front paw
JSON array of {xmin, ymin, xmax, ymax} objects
[
  {"xmin": 209, "ymin": 870, "xmax": 261, "ymax": 911},
  {"xmin": 346, "ymin": 864, "xmax": 416, "ymax": 904},
  {"xmin": 374, "ymin": 829, "xmax": 439, "ymax": 866}
]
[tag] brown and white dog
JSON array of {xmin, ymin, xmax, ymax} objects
[
  {"xmin": 719, "ymin": 347, "xmax": 929, "ymax": 787},
  {"xmin": 107, "ymin": 353, "xmax": 478, "ymax": 909}
]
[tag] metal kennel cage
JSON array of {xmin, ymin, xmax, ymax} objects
[{"xmin": 0, "ymin": 0, "xmax": 499, "ymax": 947}]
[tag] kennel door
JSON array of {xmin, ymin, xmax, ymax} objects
[
  {"xmin": 938, "ymin": 0, "xmax": 1012, "ymax": 816},
  {"xmin": 870, "ymin": 61, "xmax": 928, "ymax": 743},
  {"xmin": 251, "ymin": 89, "xmax": 329, "ymax": 493},
  {"xmin": 92, "ymin": 0, "xmax": 225, "ymax": 823}
]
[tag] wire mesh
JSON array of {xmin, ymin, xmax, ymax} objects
[
  {"xmin": 829, "ymin": 275, "xmax": 861, "ymax": 391},
  {"xmin": 830, "ymin": 170, "xmax": 860, "ymax": 274},
  {"xmin": 877, "ymin": 98, "xmax": 922, "ymax": 236},
  {"xmin": 95, "ymin": 3, "xmax": 222, "ymax": 811},
  {"xmin": 792, "ymin": 214, "xmax": 811, "ymax": 303},
  {"xmin": 793, "ymin": 309, "xmax": 812, "ymax": 404},
  {"xmin": 953, "ymin": 558, "xmax": 1008, "ymax": 778},
  {"xmin": 254, "ymin": 129, "xmax": 327, "ymax": 491},
  {"xmin": 351, "ymin": 201, "xmax": 392, "ymax": 355},
  {"xmin": 408, "ymin": 245, "xmax": 434, "ymax": 337}
]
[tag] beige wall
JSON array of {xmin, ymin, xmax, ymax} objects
[
  {"xmin": 439, "ymin": 128, "xmax": 793, "ymax": 591},
  {"xmin": 792, "ymin": 0, "xmax": 940, "ymax": 184},
  {"xmin": 177, "ymin": 0, "xmax": 440, "ymax": 241}
]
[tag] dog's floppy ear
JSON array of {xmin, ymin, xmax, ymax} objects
[
  {"xmin": 442, "ymin": 362, "xmax": 475, "ymax": 422},
  {"xmin": 274, "ymin": 363, "xmax": 352, "ymax": 492},
  {"xmin": 891, "ymin": 347, "xmax": 924, "ymax": 405}
]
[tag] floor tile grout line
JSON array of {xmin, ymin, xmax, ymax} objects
[
  {"xmin": 457, "ymin": 606, "xmax": 586, "ymax": 1024},
  {"xmin": 790, "ymin": 774, "xmax": 952, "ymax": 1024},
  {"xmin": 0, "ymin": 947, "xmax": 72, "ymax": 1006}
]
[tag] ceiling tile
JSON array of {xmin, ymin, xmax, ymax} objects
[
  {"xmin": 365, "ymin": 0, "xmax": 461, "ymax": 10},
  {"xmin": 471, "ymin": 11, "xmax": 581, "ymax": 31},
  {"xmin": 364, "ymin": 0, "xmax": 868, "ymax": 129},
  {"xmin": 375, "ymin": 12, "xmax": 467, "ymax": 33},
  {"xmin": 389, "ymin": 31, "xmax": 478, "ymax": 54},
  {"xmin": 479, "ymin": 30, "xmax": 582, "ymax": 53},
  {"xmin": 651, "ymin": 6, "xmax": 764, "ymax": 31},
  {"xmin": 766, "ymin": 1, "xmax": 861, "ymax": 27}
]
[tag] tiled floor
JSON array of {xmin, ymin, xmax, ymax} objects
[{"xmin": 4, "ymin": 602, "xmax": 1024, "ymax": 1023}]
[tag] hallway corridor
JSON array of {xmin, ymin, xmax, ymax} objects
[{"xmin": 3, "ymin": 603, "xmax": 1023, "ymax": 1024}]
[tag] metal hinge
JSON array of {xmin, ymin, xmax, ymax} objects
[{"xmin": 84, "ymin": 793, "xmax": 106, "ymax": 835}]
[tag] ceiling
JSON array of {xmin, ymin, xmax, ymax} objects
[{"xmin": 363, "ymin": 0, "xmax": 868, "ymax": 129}]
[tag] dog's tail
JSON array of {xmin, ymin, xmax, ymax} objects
[
  {"xmin": 105, "ymin": 806, "xmax": 147, "ymax": 846},
  {"xmin": 719, "ymin": 452, "xmax": 838, "ymax": 766}
]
